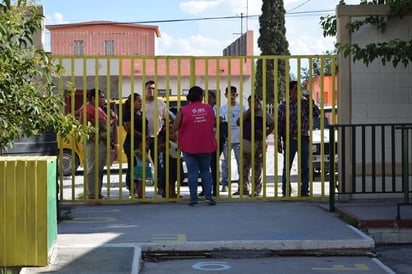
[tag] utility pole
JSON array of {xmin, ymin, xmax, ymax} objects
[{"xmin": 246, "ymin": 0, "xmax": 248, "ymax": 32}]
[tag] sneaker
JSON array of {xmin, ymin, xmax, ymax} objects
[
  {"xmin": 188, "ymin": 201, "xmax": 199, "ymax": 207},
  {"xmin": 199, "ymin": 191, "xmax": 205, "ymax": 197},
  {"xmin": 232, "ymin": 191, "xmax": 240, "ymax": 195},
  {"xmin": 221, "ymin": 186, "xmax": 228, "ymax": 192},
  {"xmin": 205, "ymin": 198, "xmax": 216, "ymax": 205}
]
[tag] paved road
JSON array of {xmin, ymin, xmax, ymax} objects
[
  {"xmin": 140, "ymin": 255, "xmax": 395, "ymax": 274},
  {"xmin": 139, "ymin": 244, "xmax": 411, "ymax": 274},
  {"xmin": 374, "ymin": 244, "xmax": 412, "ymax": 274}
]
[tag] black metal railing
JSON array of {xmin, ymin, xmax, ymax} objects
[{"xmin": 329, "ymin": 123, "xmax": 412, "ymax": 212}]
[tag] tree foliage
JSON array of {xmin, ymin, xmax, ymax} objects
[
  {"xmin": 0, "ymin": 0, "xmax": 85, "ymax": 149},
  {"xmin": 301, "ymin": 50, "xmax": 337, "ymax": 83},
  {"xmin": 255, "ymin": 0, "xmax": 290, "ymax": 104},
  {"xmin": 320, "ymin": 0, "xmax": 412, "ymax": 67}
]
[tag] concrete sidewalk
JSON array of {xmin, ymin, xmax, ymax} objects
[
  {"xmin": 333, "ymin": 199, "xmax": 412, "ymax": 244},
  {"xmin": 21, "ymin": 200, "xmax": 375, "ymax": 274}
]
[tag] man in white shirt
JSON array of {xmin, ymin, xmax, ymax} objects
[
  {"xmin": 220, "ymin": 86, "xmax": 244, "ymax": 195},
  {"xmin": 144, "ymin": 80, "xmax": 167, "ymax": 195}
]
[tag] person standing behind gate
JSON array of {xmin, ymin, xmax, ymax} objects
[
  {"xmin": 278, "ymin": 81, "xmax": 320, "ymax": 197},
  {"xmin": 81, "ymin": 88, "xmax": 117, "ymax": 203},
  {"xmin": 219, "ymin": 86, "xmax": 244, "ymax": 195},
  {"xmin": 123, "ymin": 92, "xmax": 149, "ymax": 199},
  {"xmin": 144, "ymin": 80, "xmax": 167, "ymax": 195},
  {"xmin": 199, "ymin": 89, "xmax": 224, "ymax": 197},
  {"xmin": 237, "ymin": 95, "xmax": 274, "ymax": 197},
  {"xmin": 173, "ymin": 86, "xmax": 217, "ymax": 206}
]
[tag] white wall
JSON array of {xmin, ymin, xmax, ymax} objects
[{"xmin": 350, "ymin": 15, "xmax": 412, "ymax": 123}]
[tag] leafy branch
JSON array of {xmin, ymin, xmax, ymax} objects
[
  {"xmin": 0, "ymin": 0, "xmax": 88, "ymax": 149},
  {"xmin": 320, "ymin": 0, "xmax": 412, "ymax": 67}
]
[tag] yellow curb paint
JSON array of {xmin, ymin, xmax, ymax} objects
[
  {"xmin": 151, "ymin": 234, "xmax": 187, "ymax": 242},
  {"xmin": 64, "ymin": 217, "xmax": 117, "ymax": 223},
  {"xmin": 312, "ymin": 264, "xmax": 369, "ymax": 271}
]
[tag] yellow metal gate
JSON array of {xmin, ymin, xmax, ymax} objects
[{"xmin": 55, "ymin": 55, "xmax": 337, "ymax": 203}]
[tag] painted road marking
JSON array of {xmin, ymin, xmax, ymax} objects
[
  {"xmin": 192, "ymin": 261, "xmax": 231, "ymax": 271},
  {"xmin": 64, "ymin": 217, "xmax": 116, "ymax": 223},
  {"xmin": 312, "ymin": 264, "xmax": 369, "ymax": 271},
  {"xmin": 151, "ymin": 234, "xmax": 187, "ymax": 242}
]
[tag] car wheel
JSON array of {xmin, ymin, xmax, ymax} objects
[{"xmin": 58, "ymin": 149, "xmax": 80, "ymax": 176}]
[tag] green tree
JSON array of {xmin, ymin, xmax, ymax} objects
[
  {"xmin": 320, "ymin": 0, "xmax": 412, "ymax": 67},
  {"xmin": 0, "ymin": 0, "xmax": 85, "ymax": 149},
  {"xmin": 301, "ymin": 50, "xmax": 336, "ymax": 83},
  {"xmin": 255, "ymin": 0, "xmax": 290, "ymax": 104}
]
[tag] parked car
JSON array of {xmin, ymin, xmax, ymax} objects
[{"xmin": 311, "ymin": 106, "xmax": 338, "ymax": 178}]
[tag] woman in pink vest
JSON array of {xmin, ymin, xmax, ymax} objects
[{"xmin": 173, "ymin": 86, "xmax": 217, "ymax": 206}]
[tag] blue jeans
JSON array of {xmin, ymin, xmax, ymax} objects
[
  {"xmin": 221, "ymin": 141, "xmax": 241, "ymax": 188},
  {"xmin": 282, "ymin": 137, "xmax": 309, "ymax": 196},
  {"xmin": 183, "ymin": 152, "xmax": 212, "ymax": 203}
]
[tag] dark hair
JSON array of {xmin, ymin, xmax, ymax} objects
[
  {"xmin": 125, "ymin": 92, "xmax": 141, "ymax": 113},
  {"xmin": 145, "ymin": 80, "xmax": 155, "ymax": 87},
  {"xmin": 186, "ymin": 86, "xmax": 204, "ymax": 102},
  {"xmin": 247, "ymin": 94, "xmax": 261, "ymax": 102},
  {"xmin": 289, "ymin": 81, "xmax": 298, "ymax": 90},
  {"xmin": 169, "ymin": 107, "xmax": 178, "ymax": 115},
  {"xmin": 225, "ymin": 86, "xmax": 237, "ymax": 95},
  {"xmin": 87, "ymin": 88, "xmax": 104, "ymax": 102},
  {"xmin": 208, "ymin": 90, "xmax": 216, "ymax": 99}
]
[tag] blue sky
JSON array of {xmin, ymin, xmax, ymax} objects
[{"xmin": 37, "ymin": 0, "xmax": 360, "ymax": 55}]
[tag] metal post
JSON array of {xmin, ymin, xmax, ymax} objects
[
  {"xmin": 329, "ymin": 125, "xmax": 336, "ymax": 212},
  {"xmin": 401, "ymin": 127, "xmax": 409, "ymax": 203}
]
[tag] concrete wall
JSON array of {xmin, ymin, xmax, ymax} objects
[
  {"xmin": 336, "ymin": 5, "xmax": 412, "ymax": 124},
  {"xmin": 336, "ymin": 5, "xmax": 412, "ymax": 197}
]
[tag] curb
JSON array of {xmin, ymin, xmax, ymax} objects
[{"xmin": 139, "ymin": 224, "xmax": 374, "ymax": 254}]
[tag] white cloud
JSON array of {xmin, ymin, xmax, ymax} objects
[
  {"xmin": 222, "ymin": 0, "xmax": 260, "ymax": 15},
  {"xmin": 166, "ymin": 0, "xmax": 339, "ymax": 57},
  {"xmin": 180, "ymin": 0, "xmax": 220, "ymax": 15},
  {"xmin": 157, "ymin": 32, "xmax": 229, "ymax": 56},
  {"xmin": 179, "ymin": 0, "xmax": 261, "ymax": 17},
  {"xmin": 45, "ymin": 12, "xmax": 67, "ymax": 25},
  {"xmin": 288, "ymin": 34, "xmax": 335, "ymax": 55}
]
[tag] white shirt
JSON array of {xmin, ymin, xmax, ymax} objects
[
  {"xmin": 220, "ymin": 102, "xmax": 244, "ymax": 144},
  {"xmin": 145, "ymin": 99, "xmax": 167, "ymax": 137}
]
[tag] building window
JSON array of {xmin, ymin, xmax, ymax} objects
[
  {"xmin": 74, "ymin": 40, "xmax": 84, "ymax": 56},
  {"xmin": 104, "ymin": 40, "xmax": 115, "ymax": 55}
]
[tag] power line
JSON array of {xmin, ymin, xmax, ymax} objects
[
  {"xmin": 132, "ymin": 10, "xmax": 334, "ymax": 24},
  {"xmin": 46, "ymin": 9, "xmax": 335, "ymax": 26},
  {"xmin": 287, "ymin": 0, "xmax": 312, "ymax": 13}
]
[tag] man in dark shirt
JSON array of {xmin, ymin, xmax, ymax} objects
[{"xmin": 278, "ymin": 81, "xmax": 320, "ymax": 197}]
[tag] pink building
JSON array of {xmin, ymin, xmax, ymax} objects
[
  {"xmin": 46, "ymin": 21, "xmax": 254, "ymax": 101},
  {"xmin": 46, "ymin": 21, "xmax": 160, "ymax": 56}
]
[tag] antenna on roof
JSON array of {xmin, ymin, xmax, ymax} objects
[
  {"xmin": 246, "ymin": 0, "xmax": 248, "ymax": 32},
  {"xmin": 233, "ymin": 0, "xmax": 248, "ymax": 36}
]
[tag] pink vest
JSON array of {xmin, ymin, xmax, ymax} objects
[{"xmin": 178, "ymin": 102, "xmax": 217, "ymax": 154}]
